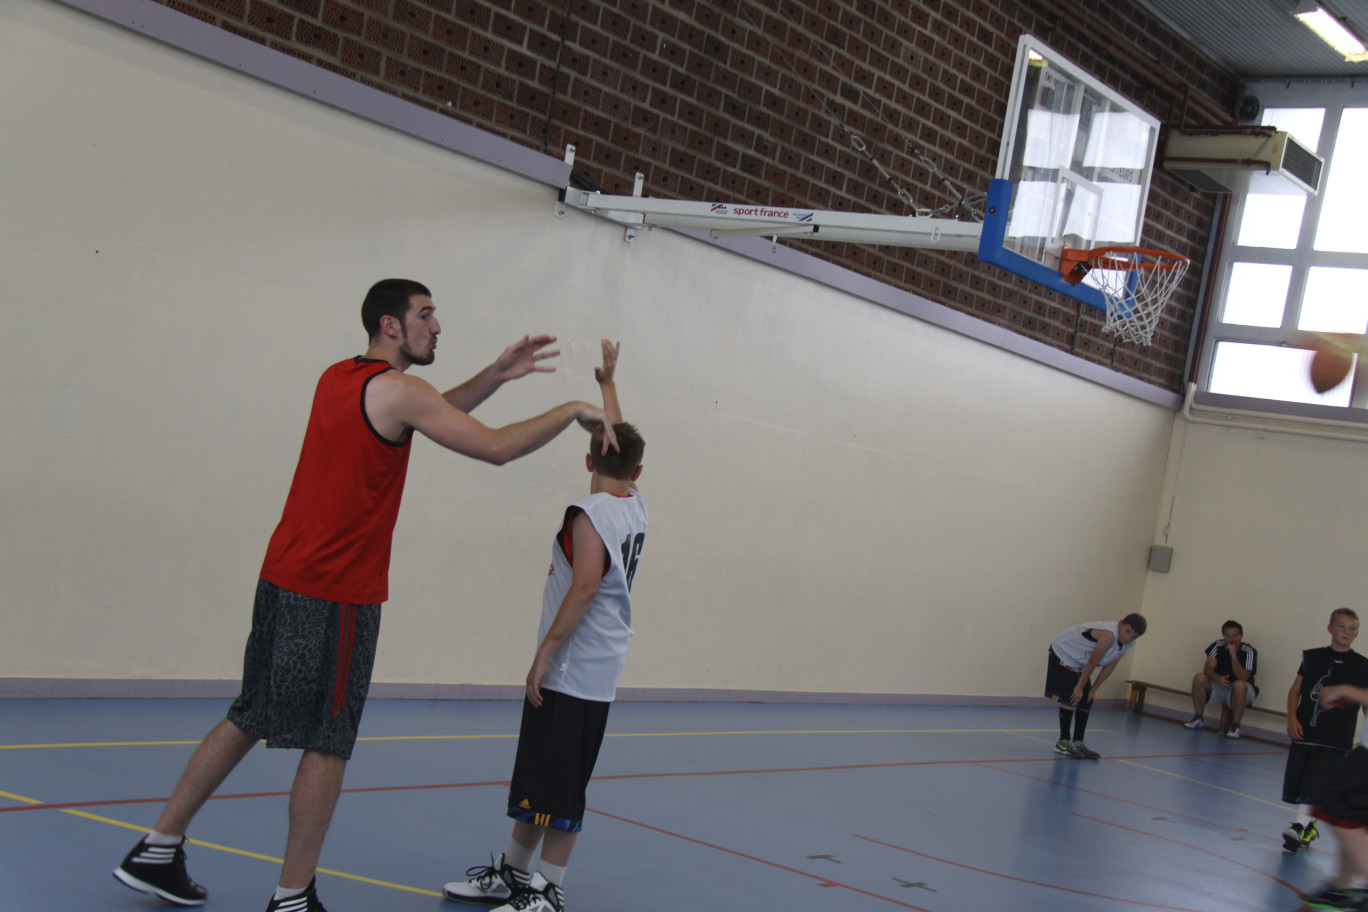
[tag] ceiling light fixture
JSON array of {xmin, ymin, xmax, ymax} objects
[{"xmin": 1292, "ymin": 2, "xmax": 1368, "ymax": 62}]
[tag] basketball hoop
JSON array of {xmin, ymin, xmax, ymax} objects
[{"xmin": 1059, "ymin": 246, "xmax": 1190, "ymax": 346}]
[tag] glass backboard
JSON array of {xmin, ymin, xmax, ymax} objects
[{"xmin": 978, "ymin": 35, "xmax": 1161, "ymax": 311}]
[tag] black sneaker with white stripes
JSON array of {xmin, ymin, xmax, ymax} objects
[
  {"xmin": 264, "ymin": 877, "xmax": 328, "ymax": 912},
  {"xmin": 494, "ymin": 873, "xmax": 564, "ymax": 912},
  {"xmin": 113, "ymin": 836, "xmax": 208, "ymax": 906}
]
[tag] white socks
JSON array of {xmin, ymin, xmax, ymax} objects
[
  {"xmin": 538, "ymin": 859, "xmax": 567, "ymax": 888},
  {"xmin": 504, "ymin": 840, "xmax": 536, "ymax": 875},
  {"xmin": 502, "ymin": 838, "xmax": 567, "ymax": 892}
]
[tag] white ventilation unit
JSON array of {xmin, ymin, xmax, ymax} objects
[{"xmin": 1162, "ymin": 127, "xmax": 1324, "ymax": 195}]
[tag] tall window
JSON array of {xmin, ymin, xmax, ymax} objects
[{"xmin": 1198, "ymin": 81, "xmax": 1368, "ymax": 409}]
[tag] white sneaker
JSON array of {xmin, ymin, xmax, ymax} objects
[
  {"xmin": 1182, "ymin": 717, "xmax": 1204, "ymax": 730},
  {"xmin": 1225, "ymin": 726, "xmax": 1241, "ymax": 740},
  {"xmin": 443, "ymin": 853, "xmax": 522, "ymax": 905},
  {"xmin": 492, "ymin": 874, "xmax": 564, "ymax": 912}
]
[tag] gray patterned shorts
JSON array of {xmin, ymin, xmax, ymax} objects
[{"xmin": 226, "ymin": 578, "xmax": 381, "ymax": 760}]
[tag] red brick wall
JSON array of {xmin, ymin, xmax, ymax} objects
[{"xmin": 149, "ymin": 0, "xmax": 1238, "ymax": 393}]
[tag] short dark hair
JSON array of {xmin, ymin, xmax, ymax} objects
[
  {"xmin": 591, "ymin": 422, "xmax": 645, "ymax": 480},
  {"xmin": 1332, "ymin": 607, "xmax": 1359, "ymax": 625},
  {"xmin": 362, "ymin": 279, "xmax": 431, "ymax": 339},
  {"xmin": 1121, "ymin": 612, "xmax": 1147, "ymax": 636},
  {"xmin": 1222, "ymin": 620, "xmax": 1243, "ymax": 634}
]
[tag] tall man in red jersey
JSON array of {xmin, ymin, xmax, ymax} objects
[{"xmin": 114, "ymin": 280, "xmax": 618, "ymax": 912}]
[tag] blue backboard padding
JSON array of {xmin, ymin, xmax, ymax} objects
[{"xmin": 977, "ymin": 179, "xmax": 1107, "ymax": 312}]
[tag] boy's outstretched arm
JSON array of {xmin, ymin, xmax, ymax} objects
[
  {"xmin": 596, "ymin": 339, "xmax": 623, "ymax": 422},
  {"xmin": 1318, "ymin": 684, "xmax": 1368, "ymax": 720}
]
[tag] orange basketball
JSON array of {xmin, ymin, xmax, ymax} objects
[{"xmin": 1309, "ymin": 340, "xmax": 1354, "ymax": 393}]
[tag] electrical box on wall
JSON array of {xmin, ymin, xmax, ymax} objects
[
  {"xmin": 1162, "ymin": 128, "xmax": 1323, "ymax": 195},
  {"xmin": 1149, "ymin": 545, "xmax": 1174, "ymax": 573}
]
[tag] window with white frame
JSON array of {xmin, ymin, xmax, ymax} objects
[{"xmin": 1198, "ymin": 81, "xmax": 1368, "ymax": 409}]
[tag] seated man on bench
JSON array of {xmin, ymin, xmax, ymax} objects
[{"xmin": 1183, "ymin": 620, "xmax": 1258, "ymax": 740}]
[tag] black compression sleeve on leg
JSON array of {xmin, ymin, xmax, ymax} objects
[{"xmin": 1072, "ymin": 708, "xmax": 1090, "ymax": 741}]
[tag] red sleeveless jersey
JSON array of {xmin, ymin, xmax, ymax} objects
[{"xmin": 260, "ymin": 358, "xmax": 412, "ymax": 603}]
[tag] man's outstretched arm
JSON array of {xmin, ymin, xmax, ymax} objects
[
  {"xmin": 442, "ymin": 334, "xmax": 560, "ymax": 413},
  {"xmin": 372, "ymin": 371, "xmax": 617, "ymax": 465}
]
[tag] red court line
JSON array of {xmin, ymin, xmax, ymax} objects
[
  {"xmin": 1072, "ymin": 813, "xmax": 1300, "ymax": 893},
  {"xmin": 0, "ymin": 780, "xmax": 511, "ymax": 814},
  {"xmin": 3, "ymin": 761, "xmax": 976, "ymax": 814},
  {"xmin": 0, "ymin": 760, "xmax": 995, "ymax": 814},
  {"xmin": 0, "ymin": 749, "xmax": 1280, "ymax": 815},
  {"xmin": 855, "ymin": 834, "xmax": 1217, "ymax": 912},
  {"xmin": 587, "ymin": 807, "xmax": 934, "ymax": 911},
  {"xmin": 0, "ymin": 758, "xmax": 1070, "ymax": 814},
  {"xmin": 593, "ymin": 757, "xmax": 1024, "ymax": 780},
  {"xmin": 586, "ymin": 750, "xmax": 1277, "ymax": 782},
  {"xmin": 0, "ymin": 758, "xmax": 998, "ymax": 813},
  {"xmin": 4, "ymin": 745, "xmax": 1294, "ymax": 909}
]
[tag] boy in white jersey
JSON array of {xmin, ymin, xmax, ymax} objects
[
  {"xmin": 443, "ymin": 341, "xmax": 646, "ymax": 912},
  {"xmin": 1044, "ymin": 613, "xmax": 1147, "ymax": 760}
]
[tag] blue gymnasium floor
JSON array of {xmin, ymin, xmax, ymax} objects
[{"xmin": 0, "ymin": 700, "xmax": 1326, "ymax": 912}]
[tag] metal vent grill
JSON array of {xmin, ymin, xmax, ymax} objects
[{"xmin": 1281, "ymin": 135, "xmax": 1324, "ymax": 193}]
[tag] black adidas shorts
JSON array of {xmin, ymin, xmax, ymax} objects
[
  {"xmin": 226, "ymin": 578, "xmax": 380, "ymax": 760},
  {"xmin": 1286, "ymin": 740, "xmax": 1350, "ymax": 806},
  {"xmin": 1044, "ymin": 648, "xmax": 1094, "ymax": 709},
  {"xmin": 506, "ymin": 689, "xmax": 611, "ymax": 833}
]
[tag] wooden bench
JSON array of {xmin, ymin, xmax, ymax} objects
[{"xmin": 1126, "ymin": 679, "xmax": 1287, "ymax": 743}]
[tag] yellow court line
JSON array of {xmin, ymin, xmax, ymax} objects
[
  {"xmin": 0, "ymin": 789, "xmax": 43, "ymax": 805},
  {"xmin": 605, "ymin": 728, "xmax": 1059, "ymax": 737},
  {"xmin": 4, "ymin": 800, "xmax": 441, "ymax": 897},
  {"xmin": 0, "ymin": 734, "xmax": 511, "ymax": 750},
  {"xmin": 353, "ymin": 733, "xmax": 516, "ymax": 742},
  {"xmin": 1008, "ymin": 730, "xmax": 1112, "ymax": 746},
  {"xmin": 0, "ymin": 740, "xmax": 203, "ymax": 750},
  {"xmin": 61, "ymin": 809, "xmax": 175, "ymax": 834},
  {"xmin": 0, "ymin": 728, "xmax": 1057, "ymax": 750},
  {"xmin": 1117, "ymin": 758, "xmax": 1287, "ymax": 809}
]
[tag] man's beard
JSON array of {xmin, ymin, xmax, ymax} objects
[{"xmin": 400, "ymin": 326, "xmax": 435, "ymax": 366}]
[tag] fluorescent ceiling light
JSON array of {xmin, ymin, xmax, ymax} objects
[{"xmin": 1293, "ymin": 4, "xmax": 1368, "ymax": 62}]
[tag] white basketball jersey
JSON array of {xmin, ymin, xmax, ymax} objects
[
  {"xmin": 1050, "ymin": 620, "xmax": 1134, "ymax": 670},
  {"xmin": 538, "ymin": 490, "xmax": 648, "ymax": 702}
]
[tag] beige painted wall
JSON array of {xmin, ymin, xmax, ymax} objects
[
  {"xmin": 1130, "ymin": 415, "xmax": 1368, "ymax": 718},
  {"xmin": 2, "ymin": 1, "xmax": 1178, "ymax": 699}
]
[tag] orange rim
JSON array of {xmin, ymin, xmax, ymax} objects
[{"xmin": 1060, "ymin": 246, "xmax": 1189, "ymax": 284}]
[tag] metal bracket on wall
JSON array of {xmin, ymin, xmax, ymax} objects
[{"xmin": 555, "ymin": 146, "xmax": 983, "ymax": 251}]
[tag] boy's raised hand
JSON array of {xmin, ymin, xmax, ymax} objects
[{"xmin": 596, "ymin": 339, "xmax": 619, "ymax": 384}]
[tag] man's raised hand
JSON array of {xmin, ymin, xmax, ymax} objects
[
  {"xmin": 494, "ymin": 334, "xmax": 560, "ymax": 382},
  {"xmin": 577, "ymin": 404, "xmax": 619, "ymax": 454}
]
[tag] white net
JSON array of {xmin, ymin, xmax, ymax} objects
[{"xmin": 1086, "ymin": 249, "xmax": 1190, "ymax": 346}]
